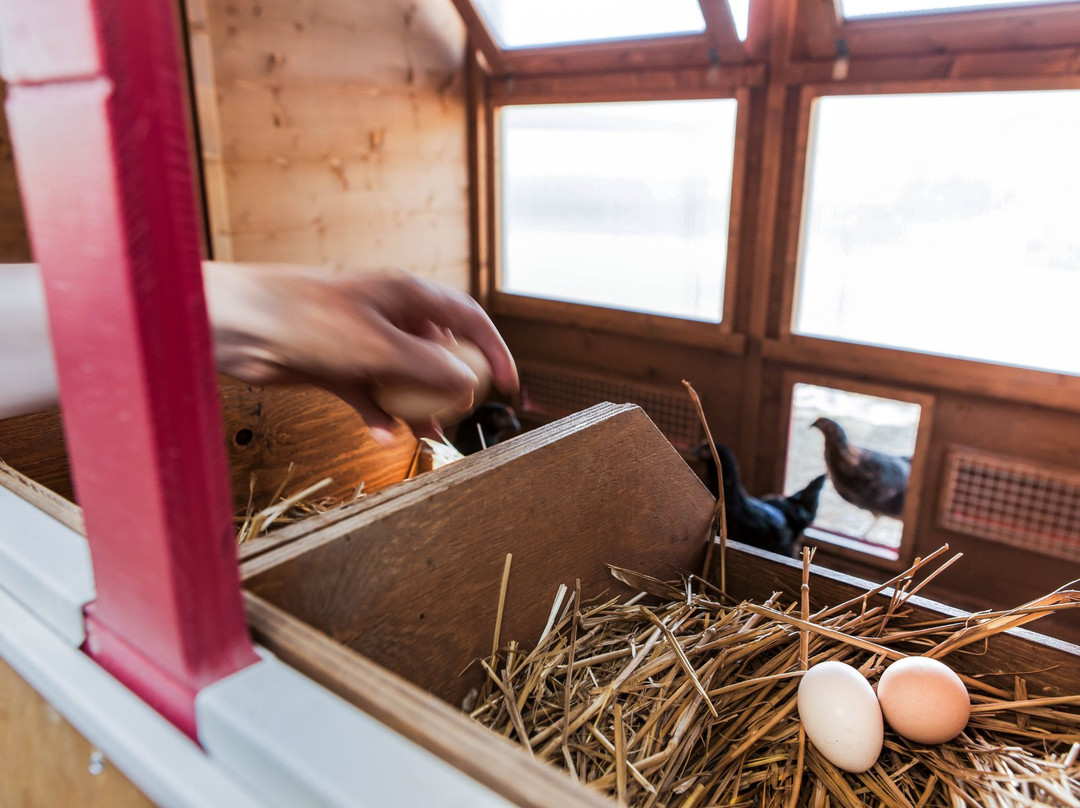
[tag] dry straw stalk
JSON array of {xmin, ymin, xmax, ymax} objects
[{"xmin": 470, "ymin": 544, "xmax": 1080, "ymax": 806}]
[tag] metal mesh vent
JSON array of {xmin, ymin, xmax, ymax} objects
[
  {"xmin": 939, "ymin": 448, "xmax": 1080, "ymax": 562},
  {"xmin": 518, "ymin": 362, "xmax": 703, "ymax": 450}
]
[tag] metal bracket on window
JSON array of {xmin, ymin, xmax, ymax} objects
[{"xmin": 832, "ymin": 38, "xmax": 851, "ymax": 81}]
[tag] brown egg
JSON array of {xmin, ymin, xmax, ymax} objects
[
  {"xmin": 370, "ymin": 338, "xmax": 491, "ymax": 427},
  {"xmin": 876, "ymin": 656, "xmax": 970, "ymax": 744}
]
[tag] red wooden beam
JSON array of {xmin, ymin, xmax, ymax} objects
[{"xmin": 0, "ymin": 0, "xmax": 257, "ymax": 737}]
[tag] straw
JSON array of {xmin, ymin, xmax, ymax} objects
[{"xmin": 469, "ymin": 547, "xmax": 1080, "ymax": 807}]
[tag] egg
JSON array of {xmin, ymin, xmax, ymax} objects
[
  {"xmin": 876, "ymin": 656, "xmax": 970, "ymax": 744},
  {"xmin": 797, "ymin": 660, "xmax": 884, "ymax": 773},
  {"xmin": 370, "ymin": 338, "xmax": 491, "ymax": 426}
]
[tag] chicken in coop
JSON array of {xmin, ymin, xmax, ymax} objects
[
  {"xmin": 810, "ymin": 416, "xmax": 911, "ymax": 534},
  {"xmin": 691, "ymin": 442, "xmax": 827, "ymax": 558},
  {"xmin": 450, "ymin": 402, "xmax": 522, "ymax": 455}
]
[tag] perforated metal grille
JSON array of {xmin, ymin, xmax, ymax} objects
[
  {"xmin": 939, "ymin": 448, "xmax": 1080, "ymax": 562},
  {"xmin": 518, "ymin": 362, "xmax": 703, "ymax": 450}
]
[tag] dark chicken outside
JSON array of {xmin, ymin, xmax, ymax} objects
[{"xmin": 692, "ymin": 442, "xmax": 826, "ymax": 558}]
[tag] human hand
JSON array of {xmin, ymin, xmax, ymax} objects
[{"xmin": 203, "ymin": 262, "xmax": 519, "ymax": 444}]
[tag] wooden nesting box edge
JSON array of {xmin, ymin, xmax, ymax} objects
[
  {"xmin": 723, "ymin": 542, "xmax": 1080, "ymax": 695},
  {"xmin": 244, "ymin": 591, "xmax": 614, "ymax": 808},
  {"xmin": 0, "ymin": 460, "xmax": 83, "ymax": 535},
  {"xmin": 239, "ymin": 401, "xmax": 712, "ymax": 580}
]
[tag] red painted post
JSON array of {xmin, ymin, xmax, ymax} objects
[{"xmin": 0, "ymin": 0, "xmax": 258, "ymax": 737}]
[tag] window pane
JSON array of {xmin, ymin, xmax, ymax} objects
[
  {"xmin": 785, "ymin": 384, "xmax": 921, "ymax": 555},
  {"xmin": 728, "ymin": 0, "xmax": 751, "ymax": 41},
  {"xmin": 474, "ymin": 0, "xmax": 705, "ymax": 49},
  {"xmin": 795, "ymin": 91, "xmax": 1080, "ymax": 376},
  {"xmin": 840, "ymin": 0, "xmax": 1074, "ymax": 18},
  {"xmin": 500, "ymin": 101, "xmax": 737, "ymax": 323}
]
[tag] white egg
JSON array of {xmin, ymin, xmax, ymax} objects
[
  {"xmin": 370, "ymin": 338, "xmax": 491, "ymax": 426},
  {"xmin": 876, "ymin": 656, "xmax": 970, "ymax": 745},
  {"xmin": 797, "ymin": 660, "xmax": 884, "ymax": 773}
]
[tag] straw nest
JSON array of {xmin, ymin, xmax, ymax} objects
[
  {"xmin": 234, "ymin": 438, "xmax": 463, "ymax": 543},
  {"xmin": 468, "ymin": 546, "xmax": 1080, "ymax": 807},
  {"xmin": 235, "ymin": 464, "xmax": 345, "ymax": 544}
]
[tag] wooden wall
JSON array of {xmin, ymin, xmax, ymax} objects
[
  {"xmin": 0, "ymin": 81, "xmax": 32, "ymax": 263},
  {"xmin": 184, "ymin": 0, "xmax": 471, "ymax": 291},
  {"xmin": 0, "ymin": 658, "xmax": 153, "ymax": 807}
]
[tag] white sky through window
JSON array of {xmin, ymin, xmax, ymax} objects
[
  {"xmin": 474, "ymin": 0, "xmax": 724, "ymax": 48},
  {"xmin": 795, "ymin": 90, "xmax": 1080, "ymax": 376},
  {"xmin": 499, "ymin": 100, "xmax": 738, "ymax": 322}
]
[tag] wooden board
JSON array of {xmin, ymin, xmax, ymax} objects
[
  {"xmin": 218, "ymin": 377, "xmax": 420, "ymax": 514},
  {"xmin": 0, "ymin": 379, "xmax": 424, "ymax": 528},
  {"xmin": 0, "ymin": 656, "xmax": 153, "ymax": 808},
  {"xmin": 0, "ymin": 409, "xmax": 72, "ymax": 501},
  {"xmin": 0, "ymin": 81, "xmax": 32, "ymax": 262},
  {"xmin": 0, "ymin": 459, "xmax": 82, "ymax": 534},
  {"xmin": 720, "ymin": 543, "xmax": 1080, "ymax": 697},
  {"xmin": 242, "ymin": 403, "xmax": 716, "ymax": 706},
  {"xmin": 243, "ymin": 592, "xmax": 613, "ymax": 808}
]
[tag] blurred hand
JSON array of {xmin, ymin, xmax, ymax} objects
[{"xmin": 203, "ymin": 262, "xmax": 519, "ymax": 444}]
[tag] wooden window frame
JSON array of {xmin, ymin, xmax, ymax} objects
[
  {"xmin": 450, "ymin": 0, "xmax": 754, "ymax": 77},
  {"xmin": 767, "ymin": 75, "xmax": 1080, "ymax": 415},
  {"xmin": 483, "ymin": 80, "xmax": 757, "ymax": 353},
  {"xmin": 778, "ymin": 370, "xmax": 936, "ymax": 573},
  {"xmin": 794, "ymin": 0, "xmax": 1080, "ymax": 63}
]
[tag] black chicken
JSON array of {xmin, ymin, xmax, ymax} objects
[
  {"xmin": 691, "ymin": 442, "xmax": 827, "ymax": 558},
  {"xmin": 810, "ymin": 417, "xmax": 910, "ymax": 529},
  {"xmin": 450, "ymin": 402, "xmax": 522, "ymax": 455}
]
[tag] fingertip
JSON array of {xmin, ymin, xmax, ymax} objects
[
  {"xmin": 328, "ymin": 384, "xmax": 402, "ymax": 445},
  {"xmin": 367, "ymin": 423, "xmax": 400, "ymax": 447},
  {"xmin": 487, "ymin": 352, "xmax": 519, "ymax": 396},
  {"xmin": 410, "ymin": 419, "xmax": 443, "ymax": 442}
]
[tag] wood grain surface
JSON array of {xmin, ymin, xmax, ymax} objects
[
  {"xmin": 0, "ymin": 657, "xmax": 153, "ymax": 808},
  {"xmin": 242, "ymin": 403, "xmax": 716, "ymax": 705}
]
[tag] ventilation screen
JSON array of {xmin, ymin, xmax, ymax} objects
[
  {"xmin": 939, "ymin": 448, "xmax": 1080, "ymax": 562},
  {"xmin": 518, "ymin": 362, "xmax": 703, "ymax": 450}
]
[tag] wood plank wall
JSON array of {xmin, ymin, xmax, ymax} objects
[
  {"xmin": 184, "ymin": 0, "xmax": 470, "ymax": 291},
  {"xmin": 1, "ymin": 0, "xmax": 469, "ymax": 516}
]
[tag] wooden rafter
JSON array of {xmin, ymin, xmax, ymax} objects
[
  {"xmin": 448, "ymin": 0, "xmax": 508, "ymax": 76},
  {"xmin": 838, "ymin": 2, "xmax": 1080, "ymax": 59},
  {"xmin": 697, "ymin": 0, "xmax": 747, "ymax": 63},
  {"xmin": 807, "ymin": 0, "xmax": 1080, "ymax": 61},
  {"xmin": 501, "ymin": 34, "xmax": 715, "ymax": 77},
  {"xmin": 489, "ymin": 65, "xmax": 765, "ymax": 106},
  {"xmin": 798, "ymin": 0, "xmax": 845, "ymax": 62}
]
